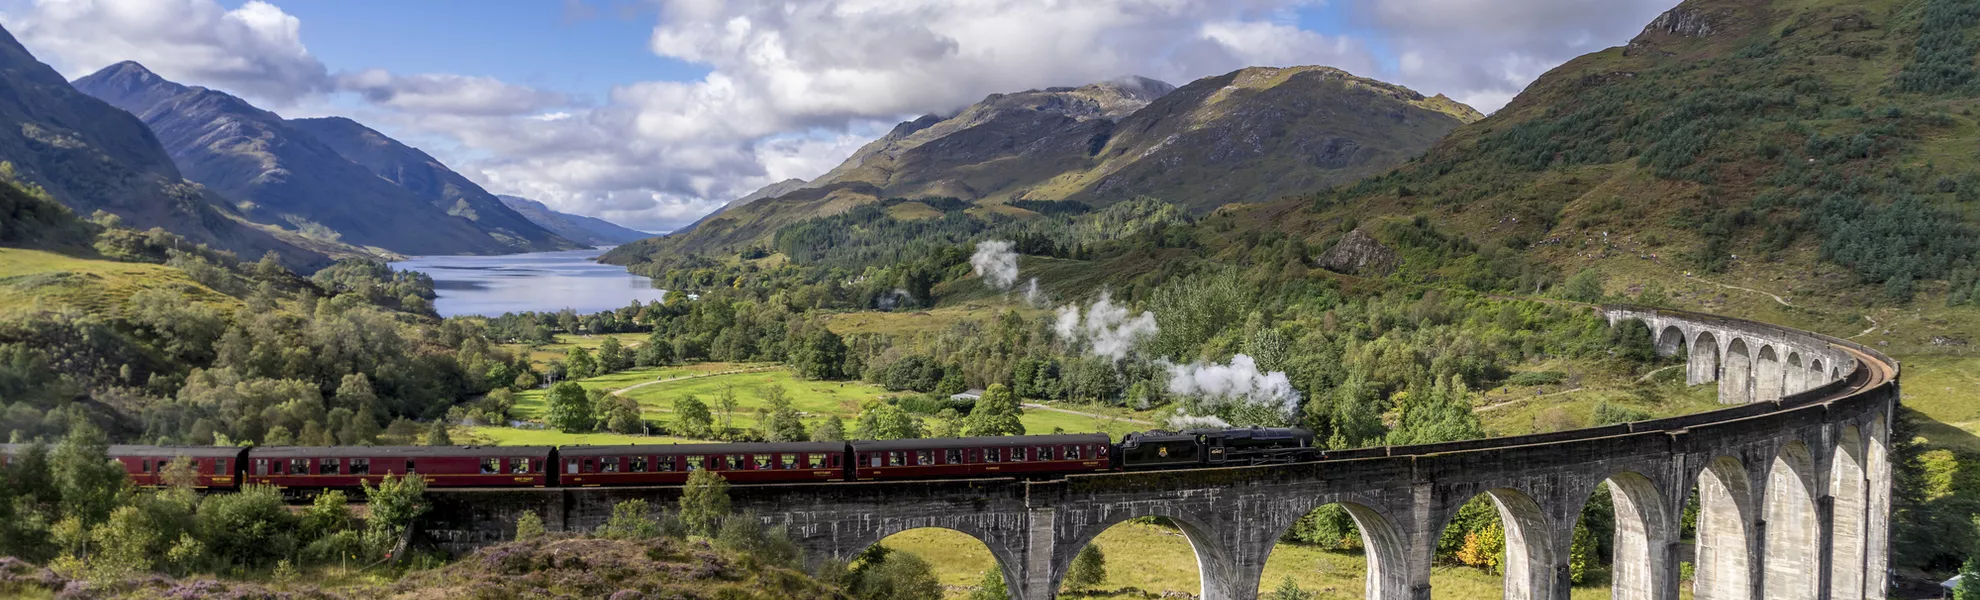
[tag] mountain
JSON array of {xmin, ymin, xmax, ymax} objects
[
  {"xmin": 605, "ymin": 68, "xmax": 1478, "ymax": 264},
  {"xmin": 1207, "ymin": 0, "xmax": 1980, "ymax": 318},
  {"xmin": 0, "ymin": 26, "xmax": 334, "ymax": 268},
  {"xmin": 680, "ymin": 177, "xmax": 807, "ymax": 232},
  {"xmin": 286, "ymin": 116, "xmax": 582, "ymax": 251},
  {"xmin": 496, "ymin": 195, "xmax": 650, "ymax": 245},
  {"xmin": 72, "ymin": 62, "xmax": 556, "ymax": 256}
]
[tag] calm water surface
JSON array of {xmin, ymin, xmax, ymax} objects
[{"xmin": 391, "ymin": 248, "xmax": 667, "ymax": 317}]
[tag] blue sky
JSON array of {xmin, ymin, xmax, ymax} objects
[{"xmin": 4, "ymin": 0, "xmax": 1678, "ymax": 232}]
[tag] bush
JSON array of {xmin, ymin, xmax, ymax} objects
[
  {"xmin": 597, "ymin": 499, "xmax": 659, "ymax": 541},
  {"xmin": 1507, "ymin": 371, "xmax": 1568, "ymax": 386},
  {"xmin": 853, "ymin": 550, "xmax": 942, "ymax": 600},
  {"xmin": 195, "ymin": 485, "xmax": 297, "ymax": 568},
  {"xmin": 1065, "ymin": 545, "xmax": 1106, "ymax": 590},
  {"xmin": 680, "ymin": 470, "xmax": 731, "ymax": 537},
  {"xmin": 969, "ymin": 568, "xmax": 1009, "ymax": 600},
  {"xmin": 515, "ymin": 511, "xmax": 546, "ymax": 541}
]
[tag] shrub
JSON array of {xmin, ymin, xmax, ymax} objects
[
  {"xmin": 597, "ymin": 499, "xmax": 659, "ymax": 541},
  {"xmin": 1065, "ymin": 545, "xmax": 1107, "ymax": 590},
  {"xmin": 680, "ymin": 470, "xmax": 731, "ymax": 538},
  {"xmin": 515, "ymin": 511, "xmax": 546, "ymax": 541},
  {"xmin": 196, "ymin": 485, "xmax": 297, "ymax": 568}
]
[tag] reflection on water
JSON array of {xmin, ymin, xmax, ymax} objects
[{"xmin": 390, "ymin": 248, "xmax": 668, "ymax": 318}]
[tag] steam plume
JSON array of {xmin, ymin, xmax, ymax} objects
[
  {"xmin": 1054, "ymin": 291, "xmax": 1158, "ymax": 361},
  {"xmin": 971, "ymin": 240, "xmax": 1020, "ymax": 289},
  {"xmin": 1165, "ymin": 354, "xmax": 1301, "ymax": 423}
]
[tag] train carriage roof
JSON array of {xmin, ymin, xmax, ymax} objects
[
  {"xmin": 250, "ymin": 445, "xmax": 552, "ymax": 458},
  {"xmin": 852, "ymin": 433, "xmax": 1110, "ymax": 452},
  {"xmin": 558, "ymin": 442, "xmax": 847, "ymax": 456}
]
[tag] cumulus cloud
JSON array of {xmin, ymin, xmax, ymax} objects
[
  {"xmin": 1166, "ymin": 354, "xmax": 1302, "ymax": 422},
  {"xmin": 371, "ymin": 0, "xmax": 1383, "ymax": 231},
  {"xmin": 4, "ymin": 0, "xmax": 328, "ymax": 104},
  {"xmin": 2, "ymin": 0, "xmax": 1686, "ymax": 229},
  {"xmin": 335, "ymin": 69, "xmax": 571, "ymax": 116},
  {"xmin": 970, "ymin": 240, "xmax": 1020, "ymax": 290},
  {"xmin": 1054, "ymin": 291, "xmax": 1159, "ymax": 361}
]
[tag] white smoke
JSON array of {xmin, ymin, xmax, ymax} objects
[
  {"xmin": 1164, "ymin": 413, "xmax": 1231, "ymax": 430},
  {"xmin": 971, "ymin": 240, "xmax": 1020, "ymax": 290},
  {"xmin": 1054, "ymin": 291, "xmax": 1159, "ymax": 361},
  {"xmin": 1165, "ymin": 354, "xmax": 1301, "ymax": 422},
  {"xmin": 876, "ymin": 288, "xmax": 914, "ymax": 311},
  {"xmin": 1023, "ymin": 278, "xmax": 1042, "ymax": 307}
]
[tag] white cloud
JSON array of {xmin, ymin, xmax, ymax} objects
[
  {"xmin": 3, "ymin": 0, "xmax": 327, "ymax": 104},
  {"xmin": 2, "ymin": 0, "xmax": 1687, "ymax": 230},
  {"xmin": 335, "ymin": 69, "xmax": 571, "ymax": 116},
  {"xmin": 970, "ymin": 240, "xmax": 1020, "ymax": 290}
]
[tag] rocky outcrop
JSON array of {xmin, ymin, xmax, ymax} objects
[{"xmin": 1314, "ymin": 229, "xmax": 1399, "ymax": 276}]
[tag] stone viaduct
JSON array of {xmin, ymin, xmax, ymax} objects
[{"xmin": 419, "ymin": 305, "xmax": 1898, "ymax": 600}]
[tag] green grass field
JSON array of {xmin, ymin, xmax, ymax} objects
[
  {"xmin": 0, "ymin": 247, "xmax": 239, "ymax": 317},
  {"xmin": 510, "ymin": 363, "xmax": 769, "ymax": 419},
  {"xmin": 457, "ymin": 426, "xmax": 697, "ymax": 447},
  {"xmin": 507, "ymin": 332, "xmax": 654, "ymax": 368},
  {"xmin": 621, "ymin": 369, "xmax": 900, "ymax": 431},
  {"xmin": 879, "ymin": 522, "xmax": 1666, "ymax": 599},
  {"xmin": 1885, "ymin": 353, "xmax": 1980, "ymax": 452}
]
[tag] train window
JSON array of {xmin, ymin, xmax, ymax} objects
[
  {"xmin": 253, "ymin": 459, "xmax": 268, "ymax": 475},
  {"xmin": 727, "ymin": 455, "xmax": 744, "ymax": 470},
  {"xmin": 754, "ymin": 455, "xmax": 770, "ymax": 470},
  {"xmin": 480, "ymin": 458, "xmax": 498, "ymax": 475},
  {"xmin": 1096, "ymin": 445, "xmax": 1108, "ymax": 457},
  {"xmin": 510, "ymin": 458, "xmax": 529, "ymax": 474},
  {"xmin": 810, "ymin": 453, "xmax": 829, "ymax": 469},
  {"xmin": 888, "ymin": 451, "xmax": 906, "ymax": 467},
  {"xmin": 321, "ymin": 458, "xmax": 340, "ymax": 475},
  {"xmin": 945, "ymin": 449, "xmax": 961, "ymax": 464},
  {"xmin": 1066, "ymin": 446, "xmax": 1082, "ymax": 460},
  {"xmin": 915, "ymin": 451, "xmax": 933, "ymax": 466},
  {"xmin": 781, "ymin": 454, "xmax": 797, "ymax": 469},
  {"xmin": 631, "ymin": 456, "xmax": 648, "ymax": 473},
  {"xmin": 1009, "ymin": 448, "xmax": 1026, "ymax": 462},
  {"xmin": 271, "ymin": 459, "xmax": 287, "ymax": 475},
  {"xmin": 866, "ymin": 453, "xmax": 880, "ymax": 468},
  {"xmin": 657, "ymin": 457, "xmax": 676, "ymax": 472},
  {"xmin": 292, "ymin": 459, "xmax": 310, "ymax": 474},
  {"xmin": 687, "ymin": 457, "xmax": 703, "ymax": 471},
  {"xmin": 351, "ymin": 458, "xmax": 371, "ymax": 475},
  {"xmin": 1038, "ymin": 446, "xmax": 1055, "ymax": 461},
  {"xmin": 140, "ymin": 459, "xmax": 151, "ymax": 474},
  {"xmin": 582, "ymin": 458, "xmax": 596, "ymax": 473},
  {"xmin": 406, "ymin": 460, "xmax": 417, "ymax": 474},
  {"xmin": 602, "ymin": 457, "xmax": 619, "ymax": 473},
  {"xmin": 566, "ymin": 459, "xmax": 580, "ymax": 474},
  {"xmin": 983, "ymin": 448, "xmax": 1000, "ymax": 462}
]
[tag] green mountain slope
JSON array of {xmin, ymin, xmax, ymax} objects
[
  {"xmin": 1206, "ymin": 0, "xmax": 1980, "ymax": 322},
  {"xmin": 287, "ymin": 116, "xmax": 583, "ymax": 251},
  {"xmin": 0, "ymin": 25, "xmax": 336, "ymax": 269},
  {"xmin": 72, "ymin": 61, "xmax": 549, "ymax": 256},
  {"xmin": 605, "ymin": 67, "xmax": 1479, "ymax": 266}
]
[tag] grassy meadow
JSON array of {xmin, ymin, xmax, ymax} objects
[{"xmin": 0, "ymin": 247, "xmax": 240, "ymax": 317}]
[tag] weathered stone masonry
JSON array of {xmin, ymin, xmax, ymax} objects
[{"xmin": 420, "ymin": 305, "xmax": 1897, "ymax": 600}]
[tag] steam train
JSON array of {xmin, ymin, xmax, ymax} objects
[{"xmin": 0, "ymin": 427, "xmax": 1316, "ymax": 491}]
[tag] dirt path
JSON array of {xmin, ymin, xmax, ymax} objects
[
  {"xmin": 1636, "ymin": 364, "xmax": 1682, "ymax": 383},
  {"xmin": 1475, "ymin": 387, "xmax": 1588, "ymax": 413},
  {"xmin": 1021, "ymin": 403, "xmax": 1156, "ymax": 426},
  {"xmin": 611, "ymin": 366, "xmax": 780, "ymax": 396},
  {"xmin": 1696, "ymin": 277, "xmax": 1791, "ymax": 307},
  {"xmin": 1852, "ymin": 314, "xmax": 1880, "ymax": 339}
]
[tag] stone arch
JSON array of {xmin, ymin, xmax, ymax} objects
[
  {"xmin": 1785, "ymin": 352, "xmax": 1808, "ymax": 395},
  {"xmin": 1722, "ymin": 339, "xmax": 1753, "ymax": 404},
  {"xmin": 1763, "ymin": 440, "xmax": 1820, "ymax": 600},
  {"xmin": 1691, "ymin": 331, "xmax": 1722, "ymax": 386},
  {"xmin": 1695, "ymin": 456, "xmax": 1755, "ymax": 600},
  {"xmin": 1755, "ymin": 345, "xmax": 1785, "ymax": 402},
  {"xmin": 1261, "ymin": 501, "xmax": 1410, "ymax": 600},
  {"xmin": 1655, "ymin": 325, "xmax": 1688, "ymax": 358},
  {"xmin": 1434, "ymin": 487, "xmax": 1557, "ymax": 600},
  {"xmin": 846, "ymin": 524, "xmax": 1024, "ymax": 594},
  {"xmin": 1054, "ymin": 510, "xmax": 1230, "ymax": 599},
  {"xmin": 1831, "ymin": 426, "xmax": 1868, "ymax": 600},
  {"xmin": 1576, "ymin": 471, "xmax": 1677, "ymax": 600},
  {"xmin": 1865, "ymin": 416, "xmax": 1892, "ymax": 599},
  {"xmin": 1810, "ymin": 359, "xmax": 1826, "ymax": 387}
]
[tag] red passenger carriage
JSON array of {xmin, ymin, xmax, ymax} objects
[
  {"xmin": 559, "ymin": 442, "xmax": 848, "ymax": 486},
  {"xmin": 245, "ymin": 446, "xmax": 551, "ymax": 488},
  {"xmin": 850, "ymin": 434, "xmax": 1111, "ymax": 480},
  {"xmin": 111, "ymin": 445, "xmax": 247, "ymax": 488}
]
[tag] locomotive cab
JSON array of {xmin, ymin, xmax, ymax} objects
[
  {"xmin": 1187, "ymin": 427, "xmax": 1317, "ymax": 466},
  {"xmin": 1118, "ymin": 431, "xmax": 1201, "ymax": 469}
]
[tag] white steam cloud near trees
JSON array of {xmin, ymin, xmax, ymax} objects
[
  {"xmin": 1164, "ymin": 354, "xmax": 1301, "ymax": 429},
  {"xmin": 1054, "ymin": 291, "xmax": 1159, "ymax": 362},
  {"xmin": 971, "ymin": 240, "xmax": 1020, "ymax": 290}
]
